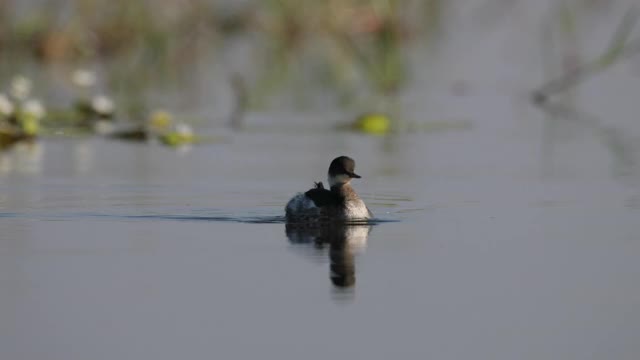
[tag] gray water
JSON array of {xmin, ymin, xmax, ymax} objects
[
  {"xmin": 1, "ymin": 122, "xmax": 639, "ymax": 359},
  {"xmin": 2, "ymin": 0, "xmax": 640, "ymax": 358}
]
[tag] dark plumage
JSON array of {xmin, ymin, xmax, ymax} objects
[
  {"xmin": 328, "ymin": 156, "xmax": 361, "ymax": 179},
  {"xmin": 285, "ymin": 156, "xmax": 372, "ymax": 223},
  {"xmin": 304, "ymin": 182, "xmax": 342, "ymax": 207}
]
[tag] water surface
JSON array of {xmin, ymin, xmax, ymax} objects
[{"xmin": 1, "ymin": 124, "xmax": 639, "ymax": 360}]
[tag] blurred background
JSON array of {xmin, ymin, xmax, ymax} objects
[{"xmin": 0, "ymin": 0, "xmax": 637, "ymax": 142}]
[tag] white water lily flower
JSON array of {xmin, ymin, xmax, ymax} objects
[
  {"xmin": 22, "ymin": 99, "xmax": 46, "ymax": 118},
  {"xmin": 175, "ymin": 123, "xmax": 193, "ymax": 137},
  {"xmin": 10, "ymin": 75, "xmax": 32, "ymax": 100},
  {"xmin": 91, "ymin": 95, "xmax": 114, "ymax": 115},
  {"xmin": 72, "ymin": 69, "xmax": 97, "ymax": 88},
  {"xmin": 0, "ymin": 93, "xmax": 14, "ymax": 116}
]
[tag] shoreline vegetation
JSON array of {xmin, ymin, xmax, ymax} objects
[
  {"xmin": 0, "ymin": 0, "xmax": 443, "ymax": 146},
  {"xmin": 0, "ymin": 1, "xmax": 637, "ymax": 150}
]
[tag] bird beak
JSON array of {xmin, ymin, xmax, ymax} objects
[{"xmin": 350, "ymin": 172, "xmax": 361, "ymax": 179}]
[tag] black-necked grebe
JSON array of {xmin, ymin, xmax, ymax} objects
[{"xmin": 285, "ymin": 156, "xmax": 373, "ymax": 222}]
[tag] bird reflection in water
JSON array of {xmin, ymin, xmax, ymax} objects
[{"xmin": 285, "ymin": 223, "xmax": 371, "ymax": 288}]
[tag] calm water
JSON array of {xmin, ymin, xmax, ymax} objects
[
  {"xmin": 2, "ymin": 0, "xmax": 640, "ymax": 358},
  {"xmin": 1, "ymin": 120, "xmax": 639, "ymax": 359}
]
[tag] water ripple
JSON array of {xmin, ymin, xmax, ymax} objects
[{"xmin": 0, "ymin": 211, "xmax": 398, "ymax": 225}]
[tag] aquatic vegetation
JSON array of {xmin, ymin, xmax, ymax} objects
[
  {"xmin": 0, "ymin": 76, "xmax": 46, "ymax": 148},
  {"xmin": 0, "ymin": 0, "xmax": 630, "ymax": 143},
  {"xmin": 110, "ymin": 110, "xmax": 197, "ymax": 148},
  {"xmin": 19, "ymin": 99, "xmax": 44, "ymax": 136},
  {"xmin": 73, "ymin": 94, "xmax": 115, "ymax": 123},
  {"xmin": 350, "ymin": 113, "xmax": 392, "ymax": 135},
  {"xmin": 338, "ymin": 112, "xmax": 471, "ymax": 135},
  {"xmin": 147, "ymin": 110, "xmax": 173, "ymax": 135},
  {"xmin": 68, "ymin": 69, "xmax": 116, "ymax": 128},
  {"xmin": 159, "ymin": 123, "xmax": 196, "ymax": 147},
  {"xmin": 109, "ymin": 110, "xmax": 170, "ymax": 142},
  {"xmin": 0, "ymin": 0, "xmax": 445, "ymax": 129}
]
